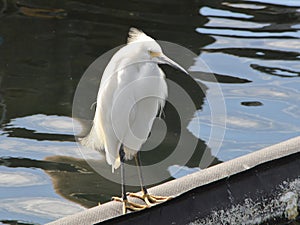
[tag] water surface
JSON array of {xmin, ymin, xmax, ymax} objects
[{"xmin": 0, "ymin": 0, "xmax": 299, "ymax": 224}]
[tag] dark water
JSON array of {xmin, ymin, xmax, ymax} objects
[{"xmin": 0, "ymin": 0, "xmax": 299, "ymax": 224}]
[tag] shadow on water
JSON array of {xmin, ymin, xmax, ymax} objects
[
  {"xmin": 0, "ymin": 220, "xmax": 37, "ymax": 225},
  {"xmin": 0, "ymin": 0, "xmax": 299, "ymax": 224}
]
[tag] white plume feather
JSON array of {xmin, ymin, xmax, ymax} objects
[{"xmin": 127, "ymin": 27, "xmax": 153, "ymax": 44}]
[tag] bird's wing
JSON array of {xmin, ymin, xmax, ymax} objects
[
  {"xmin": 80, "ymin": 58, "xmax": 122, "ymax": 171},
  {"xmin": 92, "ymin": 56, "xmax": 142, "ymax": 169},
  {"xmin": 97, "ymin": 65, "xmax": 123, "ymax": 170},
  {"xmin": 116, "ymin": 64, "xmax": 167, "ymax": 157}
]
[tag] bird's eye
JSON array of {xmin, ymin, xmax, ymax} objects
[{"xmin": 149, "ymin": 50, "xmax": 161, "ymax": 58}]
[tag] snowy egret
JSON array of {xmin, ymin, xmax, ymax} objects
[{"xmin": 81, "ymin": 27, "xmax": 188, "ymax": 213}]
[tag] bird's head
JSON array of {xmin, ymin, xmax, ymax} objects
[{"xmin": 127, "ymin": 27, "xmax": 189, "ymax": 74}]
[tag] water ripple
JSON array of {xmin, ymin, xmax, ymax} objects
[
  {"xmin": 0, "ymin": 171, "xmax": 47, "ymax": 187},
  {"xmin": 196, "ymin": 27, "xmax": 300, "ymax": 38},
  {"xmin": 200, "ymin": 6, "xmax": 253, "ymax": 19},
  {"xmin": 5, "ymin": 114, "xmax": 82, "ymax": 136},
  {"xmin": 245, "ymin": 0, "xmax": 300, "ymax": 7},
  {"xmin": 0, "ymin": 197, "xmax": 84, "ymax": 219}
]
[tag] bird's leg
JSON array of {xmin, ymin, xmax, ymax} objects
[
  {"xmin": 112, "ymin": 146, "xmax": 148, "ymax": 214},
  {"xmin": 128, "ymin": 152, "xmax": 173, "ymax": 206}
]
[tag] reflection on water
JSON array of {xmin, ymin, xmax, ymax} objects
[
  {"xmin": 188, "ymin": 0, "xmax": 300, "ymax": 162},
  {"xmin": 0, "ymin": 171, "xmax": 47, "ymax": 187},
  {"xmin": 0, "ymin": 197, "xmax": 84, "ymax": 220},
  {"xmin": 168, "ymin": 165, "xmax": 201, "ymax": 179},
  {"xmin": 0, "ymin": 0, "xmax": 299, "ymax": 224},
  {"xmin": 44, "ymin": 155, "xmax": 132, "ymax": 208},
  {"xmin": 7, "ymin": 114, "xmax": 80, "ymax": 135}
]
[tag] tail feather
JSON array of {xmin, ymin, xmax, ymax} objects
[
  {"xmin": 80, "ymin": 129, "xmax": 149, "ymax": 173},
  {"xmin": 80, "ymin": 125, "xmax": 122, "ymax": 173},
  {"xmin": 79, "ymin": 125, "xmax": 104, "ymax": 151},
  {"xmin": 112, "ymin": 158, "xmax": 120, "ymax": 173}
]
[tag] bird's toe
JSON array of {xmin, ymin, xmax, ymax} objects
[
  {"xmin": 112, "ymin": 196, "xmax": 149, "ymax": 214},
  {"xmin": 128, "ymin": 192, "xmax": 173, "ymax": 206}
]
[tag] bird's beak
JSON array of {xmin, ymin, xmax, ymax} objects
[{"xmin": 157, "ymin": 54, "xmax": 189, "ymax": 75}]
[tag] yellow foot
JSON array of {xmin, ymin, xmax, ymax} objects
[
  {"xmin": 127, "ymin": 192, "xmax": 173, "ymax": 206},
  {"xmin": 112, "ymin": 197, "xmax": 149, "ymax": 214}
]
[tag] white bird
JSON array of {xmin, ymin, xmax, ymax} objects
[{"xmin": 81, "ymin": 27, "xmax": 188, "ymax": 213}]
